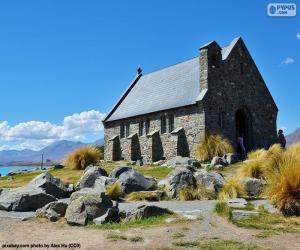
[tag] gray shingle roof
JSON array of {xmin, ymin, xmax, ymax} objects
[{"xmin": 104, "ymin": 38, "xmax": 240, "ymax": 122}]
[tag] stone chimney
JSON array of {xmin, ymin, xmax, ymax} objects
[{"xmin": 199, "ymin": 41, "xmax": 222, "ymax": 91}]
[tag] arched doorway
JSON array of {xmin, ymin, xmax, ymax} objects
[{"xmin": 235, "ymin": 107, "xmax": 253, "ymax": 152}]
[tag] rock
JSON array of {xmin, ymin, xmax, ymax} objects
[
  {"xmin": 211, "ymin": 156, "xmax": 227, "ymax": 166},
  {"xmin": 53, "ymin": 164, "xmax": 65, "ymax": 170},
  {"xmin": 28, "ymin": 172, "xmax": 69, "ymax": 198},
  {"xmin": 152, "ymin": 160, "xmax": 165, "ymax": 166},
  {"xmin": 65, "ymin": 192, "xmax": 113, "ymax": 226},
  {"xmin": 212, "ymin": 164, "xmax": 225, "ymax": 171},
  {"xmin": 70, "ymin": 188, "xmax": 101, "ymax": 201},
  {"xmin": 93, "ymin": 176, "xmax": 117, "ymax": 194},
  {"xmin": 93, "ymin": 207, "xmax": 120, "ymax": 225},
  {"xmin": 7, "ymin": 170, "xmax": 30, "ymax": 176},
  {"xmin": 125, "ymin": 205, "xmax": 172, "ymax": 221},
  {"xmin": 109, "ymin": 166, "xmax": 132, "ymax": 179},
  {"xmin": 118, "ymin": 169, "xmax": 157, "ymax": 193},
  {"xmin": 67, "ymin": 184, "xmax": 75, "ymax": 193},
  {"xmin": 225, "ymin": 198, "xmax": 247, "ymax": 208},
  {"xmin": 163, "ymin": 156, "xmax": 201, "ymax": 169},
  {"xmin": 194, "ymin": 170, "xmax": 225, "ymax": 193},
  {"xmin": 136, "ymin": 159, "xmax": 149, "ymax": 166},
  {"xmin": 0, "ymin": 187, "xmax": 57, "ymax": 211},
  {"xmin": 242, "ymin": 178, "xmax": 264, "ymax": 197},
  {"xmin": 157, "ymin": 179, "xmax": 168, "ymax": 189},
  {"xmin": 75, "ymin": 166, "xmax": 108, "ymax": 190},
  {"xmin": 36, "ymin": 200, "xmax": 68, "ymax": 222},
  {"xmin": 223, "ymin": 153, "xmax": 239, "ymax": 165},
  {"xmin": 167, "ymin": 168, "xmax": 196, "ymax": 198},
  {"xmin": 232, "ymin": 210, "xmax": 259, "ymax": 220}
]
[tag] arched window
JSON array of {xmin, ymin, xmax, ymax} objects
[{"xmin": 160, "ymin": 115, "xmax": 167, "ymax": 134}]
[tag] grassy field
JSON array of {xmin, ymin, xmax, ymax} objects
[
  {"xmin": 0, "ymin": 161, "xmax": 173, "ymax": 188},
  {"xmin": 214, "ymin": 201, "xmax": 300, "ymax": 238}
]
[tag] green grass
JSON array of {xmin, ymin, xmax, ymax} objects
[
  {"xmin": 172, "ymin": 232, "xmax": 185, "ymax": 239},
  {"xmin": 88, "ymin": 214, "xmax": 177, "ymax": 230},
  {"xmin": 214, "ymin": 201, "xmax": 300, "ymax": 238},
  {"xmin": 105, "ymin": 234, "xmax": 143, "ymax": 242},
  {"xmin": 129, "ymin": 236, "xmax": 143, "ymax": 242},
  {"xmin": 0, "ymin": 161, "xmax": 172, "ymax": 188},
  {"xmin": 199, "ymin": 239, "xmax": 265, "ymax": 250},
  {"xmin": 173, "ymin": 240, "xmax": 200, "ymax": 247}
]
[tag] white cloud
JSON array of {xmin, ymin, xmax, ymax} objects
[
  {"xmin": 281, "ymin": 57, "xmax": 295, "ymax": 65},
  {"xmin": 0, "ymin": 110, "xmax": 106, "ymax": 150},
  {"xmin": 297, "ymin": 32, "xmax": 300, "ymax": 40}
]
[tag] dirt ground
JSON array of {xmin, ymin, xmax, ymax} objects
[{"xmin": 1, "ymin": 215, "xmax": 300, "ymax": 250}]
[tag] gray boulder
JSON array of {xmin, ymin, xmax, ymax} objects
[
  {"xmin": 223, "ymin": 153, "xmax": 239, "ymax": 165},
  {"xmin": 109, "ymin": 166, "xmax": 132, "ymax": 179},
  {"xmin": 242, "ymin": 177, "xmax": 264, "ymax": 197},
  {"xmin": 225, "ymin": 198, "xmax": 247, "ymax": 208},
  {"xmin": 36, "ymin": 199, "xmax": 69, "ymax": 222},
  {"xmin": 210, "ymin": 156, "xmax": 227, "ymax": 167},
  {"xmin": 163, "ymin": 156, "xmax": 201, "ymax": 169},
  {"xmin": 194, "ymin": 170, "xmax": 225, "ymax": 193},
  {"xmin": 65, "ymin": 192, "xmax": 113, "ymax": 226},
  {"xmin": 28, "ymin": 172, "xmax": 69, "ymax": 198},
  {"xmin": 93, "ymin": 176, "xmax": 117, "ymax": 193},
  {"xmin": 167, "ymin": 168, "xmax": 196, "ymax": 198},
  {"xmin": 75, "ymin": 166, "xmax": 108, "ymax": 190},
  {"xmin": 0, "ymin": 187, "xmax": 56, "ymax": 211},
  {"xmin": 118, "ymin": 168, "xmax": 157, "ymax": 194},
  {"xmin": 232, "ymin": 210, "xmax": 259, "ymax": 220},
  {"xmin": 125, "ymin": 205, "xmax": 172, "ymax": 221},
  {"xmin": 93, "ymin": 207, "xmax": 120, "ymax": 225}
]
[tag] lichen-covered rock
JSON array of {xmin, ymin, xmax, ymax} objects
[
  {"xmin": 167, "ymin": 168, "xmax": 196, "ymax": 198},
  {"xmin": 194, "ymin": 170, "xmax": 225, "ymax": 193},
  {"xmin": 210, "ymin": 156, "xmax": 227, "ymax": 167},
  {"xmin": 0, "ymin": 187, "xmax": 56, "ymax": 211},
  {"xmin": 223, "ymin": 153, "xmax": 239, "ymax": 165},
  {"xmin": 242, "ymin": 177, "xmax": 264, "ymax": 197},
  {"xmin": 28, "ymin": 172, "xmax": 69, "ymax": 198},
  {"xmin": 65, "ymin": 193, "xmax": 113, "ymax": 226},
  {"xmin": 163, "ymin": 156, "xmax": 201, "ymax": 169},
  {"xmin": 36, "ymin": 199, "xmax": 69, "ymax": 222},
  {"xmin": 75, "ymin": 166, "xmax": 108, "ymax": 190},
  {"xmin": 117, "ymin": 168, "xmax": 157, "ymax": 193},
  {"xmin": 109, "ymin": 166, "xmax": 132, "ymax": 179},
  {"xmin": 125, "ymin": 205, "xmax": 172, "ymax": 221},
  {"xmin": 93, "ymin": 207, "xmax": 120, "ymax": 225}
]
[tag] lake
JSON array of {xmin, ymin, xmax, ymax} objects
[{"xmin": 0, "ymin": 166, "xmax": 42, "ymax": 176}]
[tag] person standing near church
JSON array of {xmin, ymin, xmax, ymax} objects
[{"xmin": 278, "ymin": 129, "xmax": 286, "ymax": 149}]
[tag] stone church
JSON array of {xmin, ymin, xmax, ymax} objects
[{"xmin": 103, "ymin": 37, "xmax": 278, "ymax": 162}]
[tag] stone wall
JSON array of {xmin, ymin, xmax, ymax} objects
[
  {"xmin": 200, "ymin": 38, "xmax": 278, "ymax": 150},
  {"xmin": 104, "ymin": 104, "xmax": 205, "ymax": 161}
]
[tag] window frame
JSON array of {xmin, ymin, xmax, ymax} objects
[
  {"xmin": 139, "ymin": 120, "xmax": 144, "ymax": 136},
  {"xmin": 145, "ymin": 119, "xmax": 150, "ymax": 135},
  {"xmin": 168, "ymin": 114, "xmax": 174, "ymax": 133},
  {"xmin": 125, "ymin": 123, "xmax": 130, "ymax": 137},
  {"xmin": 218, "ymin": 112, "xmax": 225, "ymax": 129},
  {"xmin": 120, "ymin": 124, "xmax": 125, "ymax": 138},
  {"xmin": 161, "ymin": 115, "xmax": 167, "ymax": 134}
]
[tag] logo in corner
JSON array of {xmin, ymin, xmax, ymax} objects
[{"xmin": 267, "ymin": 3, "xmax": 296, "ymax": 16}]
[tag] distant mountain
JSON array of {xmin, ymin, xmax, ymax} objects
[
  {"xmin": 286, "ymin": 128, "xmax": 300, "ymax": 146},
  {"xmin": 0, "ymin": 138, "xmax": 104, "ymax": 164}
]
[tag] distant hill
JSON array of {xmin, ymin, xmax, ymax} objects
[
  {"xmin": 0, "ymin": 138, "xmax": 104, "ymax": 164},
  {"xmin": 286, "ymin": 128, "xmax": 300, "ymax": 146}
]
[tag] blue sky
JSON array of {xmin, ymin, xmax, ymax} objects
[{"xmin": 0, "ymin": 0, "xmax": 299, "ymax": 150}]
